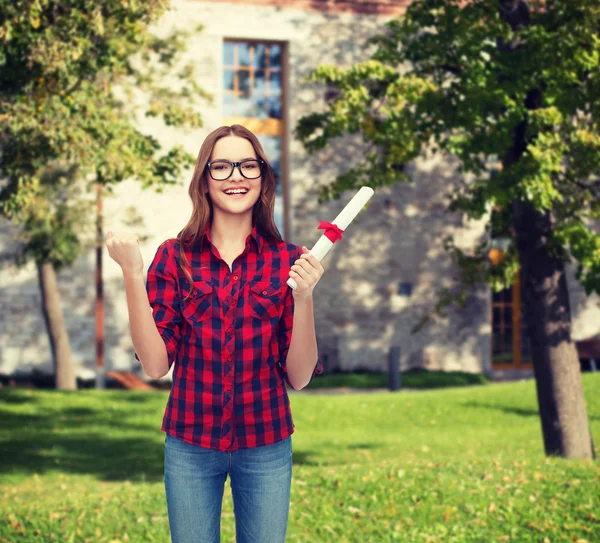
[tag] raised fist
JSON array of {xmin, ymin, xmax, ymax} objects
[{"xmin": 105, "ymin": 231, "xmax": 144, "ymax": 275}]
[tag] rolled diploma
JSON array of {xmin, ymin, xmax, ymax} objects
[{"xmin": 287, "ymin": 186, "xmax": 375, "ymax": 290}]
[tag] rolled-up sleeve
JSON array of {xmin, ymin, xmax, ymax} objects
[
  {"xmin": 277, "ymin": 246, "xmax": 324, "ymax": 390},
  {"xmin": 134, "ymin": 240, "xmax": 181, "ymax": 371}
]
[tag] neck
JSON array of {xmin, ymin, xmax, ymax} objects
[{"xmin": 210, "ymin": 211, "xmax": 254, "ymax": 249}]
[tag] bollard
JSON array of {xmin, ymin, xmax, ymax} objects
[{"xmin": 388, "ymin": 346, "xmax": 401, "ymax": 391}]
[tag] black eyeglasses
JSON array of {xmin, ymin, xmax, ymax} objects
[{"xmin": 206, "ymin": 159, "xmax": 264, "ymax": 181}]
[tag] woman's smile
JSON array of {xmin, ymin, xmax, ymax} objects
[{"xmin": 223, "ymin": 187, "xmax": 250, "ymax": 199}]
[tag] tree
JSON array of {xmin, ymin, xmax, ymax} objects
[
  {"xmin": 296, "ymin": 0, "xmax": 599, "ymax": 459},
  {"xmin": 0, "ymin": 1, "xmax": 210, "ymax": 389}
]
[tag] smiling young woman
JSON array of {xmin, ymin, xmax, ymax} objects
[{"xmin": 105, "ymin": 124, "xmax": 324, "ymax": 543}]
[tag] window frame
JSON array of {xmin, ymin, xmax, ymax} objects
[{"xmin": 222, "ymin": 38, "xmax": 290, "ymax": 239}]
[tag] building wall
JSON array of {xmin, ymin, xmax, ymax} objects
[{"xmin": 1, "ymin": 0, "xmax": 599, "ymax": 380}]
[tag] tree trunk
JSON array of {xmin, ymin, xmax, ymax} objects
[
  {"xmin": 511, "ymin": 201, "xmax": 594, "ymax": 459},
  {"xmin": 499, "ymin": 0, "xmax": 594, "ymax": 460},
  {"xmin": 37, "ymin": 260, "xmax": 77, "ymax": 390}
]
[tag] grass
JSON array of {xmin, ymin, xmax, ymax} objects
[
  {"xmin": 0, "ymin": 373, "xmax": 598, "ymax": 543},
  {"xmin": 305, "ymin": 369, "xmax": 490, "ymax": 390}
]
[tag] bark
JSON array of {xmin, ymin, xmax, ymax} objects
[
  {"xmin": 501, "ymin": 0, "xmax": 594, "ymax": 459},
  {"xmin": 38, "ymin": 260, "xmax": 77, "ymax": 390},
  {"xmin": 511, "ymin": 201, "xmax": 595, "ymax": 458}
]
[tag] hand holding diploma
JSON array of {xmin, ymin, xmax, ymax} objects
[
  {"xmin": 288, "ymin": 246, "xmax": 324, "ymax": 300},
  {"xmin": 287, "ymin": 186, "xmax": 375, "ymax": 291}
]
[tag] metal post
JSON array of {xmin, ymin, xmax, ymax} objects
[{"xmin": 388, "ymin": 346, "xmax": 401, "ymax": 391}]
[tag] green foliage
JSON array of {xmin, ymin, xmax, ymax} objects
[
  {"xmin": 296, "ymin": 0, "xmax": 600, "ymax": 317},
  {"xmin": 0, "ymin": 0, "xmax": 210, "ymax": 267}
]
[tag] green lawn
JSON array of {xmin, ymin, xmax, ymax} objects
[{"xmin": 1, "ymin": 373, "xmax": 599, "ymax": 543}]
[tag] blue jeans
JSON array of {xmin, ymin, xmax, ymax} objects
[{"xmin": 164, "ymin": 432, "xmax": 293, "ymax": 543}]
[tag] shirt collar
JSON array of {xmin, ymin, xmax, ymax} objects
[{"xmin": 202, "ymin": 221, "xmax": 263, "ymax": 254}]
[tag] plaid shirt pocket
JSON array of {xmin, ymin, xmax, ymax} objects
[
  {"xmin": 248, "ymin": 281, "xmax": 283, "ymax": 320},
  {"xmin": 180, "ymin": 281, "xmax": 214, "ymax": 323}
]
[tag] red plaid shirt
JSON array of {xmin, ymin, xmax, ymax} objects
[{"xmin": 135, "ymin": 222, "xmax": 323, "ymax": 451}]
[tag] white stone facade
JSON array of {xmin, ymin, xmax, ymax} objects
[{"xmin": 1, "ymin": 0, "xmax": 599, "ymax": 381}]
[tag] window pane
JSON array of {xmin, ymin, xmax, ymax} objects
[
  {"xmin": 504, "ymin": 328, "xmax": 513, "ymax": 355},
  {"xmin": 238, "ymin": 70, "xmax": 250, "ymax": 95},
  {"xmin": 269, "ymin": 44, "xmax": 281, "ymax": 68},
  {"xmin": 492, "ymin": 331, "xmax": 502, "ymax": 353},
  {"xmin": 270, "ymin": 71, "xmax": 281, "ymax": 95},
  {"xmin": 224, "ymin": 42, "xmax": 234, "ymax": 66},
  {"xmin": 494, "ymin": 351, "xmax": 513, "ymax": 363},
  {"xmin": 254, "ymin": 44, "xmax": 267, "ymax": 69},
  {"xmin": 493, "ymin": 307, "xmax": 501, "ymax": 325},
  {"xmin": 504, "ymin": 306, "xmax": 512, "ymax": 326},
  {"xmin": 255, "ymin": 70, "xmax": 265, "ymax": 93},
  {"xmin": 237, "ymin": 96, "xmax": 253, "ymax": 116},
  {"xmin": 238, "ymin": 43, "xmax": 250, "ymax": 66},
  {"xmin": 268, "ymin": 96, "xmax": 282, "ymax": 119},
  {"xmin": 255, "ymin": 97, "xmax": 269, "ymax": 119},
  {"xmin": 223, "ymin": 41, "xmax": 285, "ymax": 126},
  {"xmin": 224, "ymin": 70, "xmax": 234, "ymax": 92}
]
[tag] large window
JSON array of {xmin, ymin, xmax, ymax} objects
[
  {"xmin": 491, "ymin": 272, "xmax": 532, "ymax": 367},
  {"xmin": 223, "ymin": 40, "xmax": 286, "ymax": 237},
  {"xmin": 489, "ymin": 206, "xmax": 532, "ymax": 368}
]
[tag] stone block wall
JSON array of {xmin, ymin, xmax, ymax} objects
[{"xmin": 1, "ymin": 0, "xmax": 599, "ymax": 380}]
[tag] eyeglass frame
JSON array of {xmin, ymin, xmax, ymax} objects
[{"xmin": 206, "ymin": 158, "xmax": 265, "ymax": 181}]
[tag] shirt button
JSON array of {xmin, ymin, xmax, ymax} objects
[
  {"xmin": 227, "ymin": 327, "xmax": 233, "ymax": 334},
  {"xmin": 228, "ymin": 356, "xmax": 232, "ymax": 362},
  {"xmin": 233, "ymin": 275, "xmax": 239, "ymax": 281},
  {"xmin": 262, "ymin": 290, "xmax": 267, "ymax": 295}
]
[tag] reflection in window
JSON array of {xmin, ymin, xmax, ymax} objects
[{"xmin": 223, "ymin": 41, "xmax": 282, "ymax": 119}]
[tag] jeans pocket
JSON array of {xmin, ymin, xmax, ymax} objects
[{"xmin": 180, "ymin": 281, "xmax": 213, "ymax": 323}]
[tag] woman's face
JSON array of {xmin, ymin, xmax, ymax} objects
[{"xmin": 205, "ymin": 135, "xmax": 262, "ymax": 217}]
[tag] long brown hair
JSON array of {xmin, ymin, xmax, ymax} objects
[{"xmin": 171, "ymin": 124, "xmax": 283, "ymax": 300}]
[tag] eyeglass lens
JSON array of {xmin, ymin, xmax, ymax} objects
[{"xmin": 210, "ymin": 160, "xmax": 261, "ymax": 180}]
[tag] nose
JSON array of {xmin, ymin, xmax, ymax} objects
[{"xmin": 230, "ymin": 163, "xmax": 244, "ymax": 181}]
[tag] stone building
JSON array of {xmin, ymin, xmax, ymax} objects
[{"xmin": 1, "ymin": 0, "xmax": 599, "ymax": 383}]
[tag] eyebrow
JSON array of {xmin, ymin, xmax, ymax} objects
[{"xmin": 213, "ymin": 156, "xmax": 257, "ymax": 162}]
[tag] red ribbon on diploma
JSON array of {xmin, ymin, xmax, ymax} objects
[{"xmin": 318, "ymin": 220, "xmax": 344, "ymax": 243}]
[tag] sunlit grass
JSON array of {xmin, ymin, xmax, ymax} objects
[{"xmin": 1, "ymin": 373, "xmax": 599, "ymax": 542}]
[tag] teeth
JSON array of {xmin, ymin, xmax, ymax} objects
[{"xmin": 225, "ymin": 189, "xmax": 248, "ymax": 194}]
